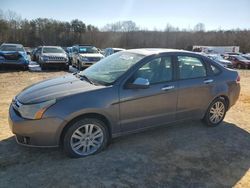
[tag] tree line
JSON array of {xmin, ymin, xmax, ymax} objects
[{"xmin": 0, "ymin": 10, "xmax": 250, "ymax": 52}]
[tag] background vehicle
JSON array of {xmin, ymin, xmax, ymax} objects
[
  {"xmin": 104, "ymin": 48, "xmax": 125, "ymax": 57},
  {"xmin": 226, "ymin": 55, "xmax": 250, "ymax": 69},
  {"xmin": 71, "ymin": 44, "xmax": 104, "ymax": 70},
  {"xmin": 66, "ymin": 47, "xmax": 73, "ymax": 65},
  {"xmin": 31, "ymin": 46, "xmax": 41, "ymax": 61},
  {"xmin": 9, "ymin": 49, "xmax": 240, "ymax": 158},
  {"xmin": 37, "ymin": 46, "xmax": 69, "ymax": 70},
  {"xmin": 242, "ymin": 54, "xmax": 250, "ymax": 60},
  {"xmin": 0, "ymin": 43, "xmax": 29, "ymax": 70},
  {"xmin": 206, "ymin": 54, "xmax": 233, "ymax": 68},
  {"xmin": 193, "ymin": 46, "xmax": 240, "ymax": 54}
]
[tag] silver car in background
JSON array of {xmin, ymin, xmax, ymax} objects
[
  {"xmin": 71, "ymin": 45, "xmax": 104, "ymax": 70},
  {"xmin": 9, "ymin": 49, "xmax": 240, "ymax": 158},
  {"xmin": 207, "ymin": 54, "xmax": 233, "ymax": 68},
  {"xmin": 37, "ymin": 46, "xmax": 69, "ymax": 70}
]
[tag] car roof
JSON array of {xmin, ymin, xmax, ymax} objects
[
  {"xmin": 42, "ymin": 46, "xmax": 62, "ymax": 48},
  {"xmin": 125, "ymin": 48, "xmax": 190, "ymax": 56},
  {"xmin": 1, "ymin": 43, "xmax": 23, "ymax": 47}
]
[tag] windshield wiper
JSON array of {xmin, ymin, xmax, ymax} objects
[{"xmin": 75, "ymin": 73, "xmax": 94, "ymax": 85}]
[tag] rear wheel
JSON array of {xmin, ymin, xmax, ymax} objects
[
  {"xmin": 203, "ymin": 98, "xmax": 227, "ymax": 127},
  {"xmin": 237, "ymin": 64, "xmax": 242, "ymax": 69},
  {"xmin": 63, "ymin": 118, "xmax": 108, "ymax": 158},
  {"xmin": 77, "ymin": 61, "xmax": 82, "ymax": 71}
]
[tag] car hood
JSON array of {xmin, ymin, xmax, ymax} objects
[
  {"xmin": 0, "ymin": 51, "xmax": 28, "ymax": 60},
  {"xmin": 42, "ymin": 53, "xmax": 67, "ymax": 57},
  {"xmin": 79, "ymin": 53, "xmax": 104, "ymax": 58},
  {"xmin": 16, "ymin": 74, "xmax": 104, "ymax": 104}
]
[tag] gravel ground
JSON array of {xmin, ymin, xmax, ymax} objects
[{"xmin": 0, "ymin": 69, "xmax": 249, "ymax": 188}]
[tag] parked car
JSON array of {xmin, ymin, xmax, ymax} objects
[
  {"xmin": 36, "ymin": 46, "xmax": 69, "ymax": 70},
  {"xmin": 71, "ymin": 44, "xmax": 104, "ymax": 70},
  {"xmin": 9, "ymin": 49, "xmax": 240, "ymax": 158},
  {"xmin": 206, "ymin": 54, "xmax": 233, "ymax": 68},
  {"xmin": 104, "ymin": 48, "xmax": 125, "ymax": 57},
  {"xmin": 66, "ymin": 47, "xmax": 73, "ymax": 65},
  {"xmin": 226, "ymin": 55, "xmax": 250, "ymax": 69},
  {"xmin": 30, "ymin": 46, "xmax": 41, "ymax": 62},
  {"xmin": 242, "ymin": 54, "xmax": 250, "ymax": 60},
  {"xmin": 0, "ymin": 43, "xmax": 29, "ymax": 70}
]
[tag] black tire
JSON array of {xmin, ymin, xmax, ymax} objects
[
  {"xmin": 77, "ymin": 61, "xmax": 82, "ymax": 71},
  {"xmin": 63, "ymin": 118, "xmax": 109, "ymax": 158},
  {"xmin": 237, "ymin": 64, "xmax": 242, "ymax": 69},
  {"xmin": 203, "ymin": 98, "xmax": 227, "ymax": 127},
  {"xmin": 64, "ymin": 65, "xmax": 69, "ymax": 71}
]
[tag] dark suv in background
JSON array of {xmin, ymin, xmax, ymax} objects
[{"xmin": 226, "ymin": 55, "xmax": 250, "ymax": 69}]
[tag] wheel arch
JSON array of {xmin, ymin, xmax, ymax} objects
[{"xmin": 59, "ymin": 113, "xmax": 112, "ymax": 146}]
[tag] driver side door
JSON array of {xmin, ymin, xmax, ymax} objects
[{"xmin": 119, "ymin": 55, "xmax": 178, "ymax": 133}]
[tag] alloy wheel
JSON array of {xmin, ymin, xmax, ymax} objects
[
  {"xmin": 209, "ymin": 101, "xmax": 225, "ymax": 124},
  {"xmin": 70, "ymin": 124, "xmax": 104, "ymax": 156}
]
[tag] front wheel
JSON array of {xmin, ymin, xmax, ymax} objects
[
  {"xmin": 63, "ymin": 118, "xmax": 109, "ymax": 158},
  {"xmin": 203, "ymin": 98, "xmax": 227, "ymax": 127},
  {"xmin": 237, "ymin": 64, "xmax": 242, "ymax": 69}
]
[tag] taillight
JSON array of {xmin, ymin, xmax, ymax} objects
[{"xmin": 236, "ymin": 75, "xmax": 240, "ymax": 83}]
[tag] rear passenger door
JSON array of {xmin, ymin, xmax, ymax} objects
[{"xmin": 176, "ymin": 54, "xmax": 214, "ymax": 120}]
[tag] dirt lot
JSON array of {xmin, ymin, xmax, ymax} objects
[{"xmin": 0, "ymin": 70, "xmax": 250, "ymax": 187}]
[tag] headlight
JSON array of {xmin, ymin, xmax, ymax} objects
[
  {"xmin": 80, "ymin": 57, "xmax": 89, "ymax": 61},
  {"xmin": 18, "ymin": 99, "xmax": 56, "ymax": 120},
  {"xmin": 41, "ymin": 56, "xmax": 49, "ymax": 61}
]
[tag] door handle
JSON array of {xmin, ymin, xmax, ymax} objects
[
  {"xmin": 204, "ymin": 79, "xmax": 214, "ymax": 84},
  {"xmin": 162, "ymin": 85, "xmax": 175, "ymax": 91}
]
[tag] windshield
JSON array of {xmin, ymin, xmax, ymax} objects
[
  {"xmin": 0, "ymin": 45, "xmax": 25, "ymax": 52},
  {"xmin": 43, "ymin": 47, "xmax": 64, "ymax": 53},
  {"xmin": 80, "ymin": 52, "xmax": 145, "ymax": 84},
  {"xmin": 78, "ymin": 46, "xmax": 99, "ymax": 54}
]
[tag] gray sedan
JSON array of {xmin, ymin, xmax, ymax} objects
[{"xmin": 9, "ymin": 49, "xmax": 240, "ymax": 158}]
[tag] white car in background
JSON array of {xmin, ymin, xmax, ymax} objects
[
  {"xmin": 71, "ymin": 45, "xmax": 104, "ymax": 70},
  {"xmin": 104, "ymin": 48, "xmax": 125, "ymax": 57},
  {"xmin": 207, "ymin": 54, "xmax": 233, "ymax": 68}
]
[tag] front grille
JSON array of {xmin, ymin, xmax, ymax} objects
[
  {"xmin": 48, "ymin": 56, "xmax": 65, "ymax": 61},
  {"xmin": 16, "ymin": 135, "xmax": 30, "ymax": 145},
  {"xmin": 3, "ymin": 53, "xmax": 21, "ymax": 60},
  {"xmin": 88, "ymin": 57, "xmax": 101, "ymax": 62}
]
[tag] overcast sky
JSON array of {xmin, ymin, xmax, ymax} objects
[{"xmin": 1, "ymin": 0, "xmax": 250, "ymax": 30}]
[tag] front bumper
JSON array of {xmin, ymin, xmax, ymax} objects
[
  {"xmin": 8, "ymin": 105, "xmax": 66, "ymax": 147},
  {"xmin": 80, "ymin": 61, "xmax": 98, "ymax": 67},
  {"xmin": 0, "ymin": 60, "xmax": 29, "ymax": 67},
  {"xmin": 40, "ymin": 61, "xmax": 69, "ymax": 68}
]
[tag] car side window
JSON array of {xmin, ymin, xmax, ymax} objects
[
  {"xmin": 211, "ymin": 64, "xmax": 220, "ymax": 75},
  {"xmin": 178, "ymin": 56, "xmax": 206, "ymax": 79},
  {"xmin": 73, "ymin": 47, "xmax": 78, "ymax": 53},
  {"xmin": 132, "ymin": 56, "xmax": 173, "ymax": 84},
  {"xmin": 36, "ymin": 48, "xmax": 42, "ymax": 54}
]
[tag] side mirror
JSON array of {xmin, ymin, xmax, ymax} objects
[{"xmin": 126, "ymin": 77, "xmax": 150, "ymax": 89}]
